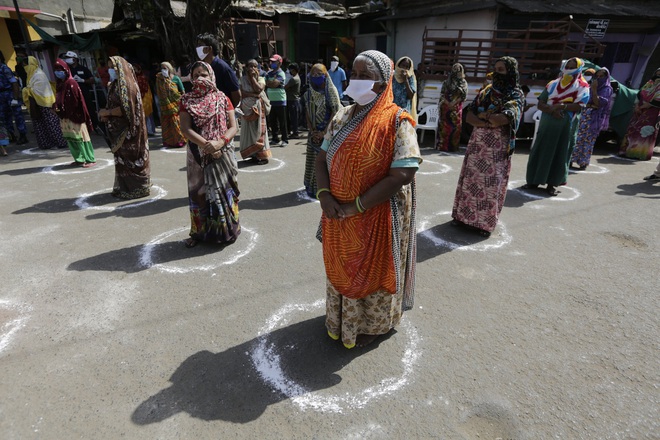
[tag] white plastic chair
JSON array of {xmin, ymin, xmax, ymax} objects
[{"xmin": 416, "ymin": 105, "xmax": 439, "ymax": 143}]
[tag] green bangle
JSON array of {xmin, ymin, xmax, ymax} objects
[
  {"xmin": 316, "ymin": 188, "xmax": 330, "ymax": 199},
  {"xmin": 355, "ymin": 196, "xmax": 365, "ymax": 213}
]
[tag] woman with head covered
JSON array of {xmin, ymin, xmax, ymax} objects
[
  {"xmin": 452, "ymin": 56, "xmax": 524, "ymax": 237},
  {"xmin": 524, "ymin": 57, "xmax": 590, "ymax": 196},
  {"xmin": 315, "ymin": 50, "xmax": 422, "ymax": 349},
  {"xmin": 618, "ymin": 67, "xmax": 660, "ymax": 161}
]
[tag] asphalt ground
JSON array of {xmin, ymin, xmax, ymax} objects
[{"xmin": 0, "ymin": 117, "xmax": 658, "ymax": 439}]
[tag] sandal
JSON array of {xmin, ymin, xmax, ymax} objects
[
  {"xmin": 643, "ymin": 174, "xmax": 660, "ymax": 181},
  {"xmin": 82, "ymin": 162, "xmax": 96, "ymax": 168},
  {"xmin": 522, "ymin": 183, "xmax": 539, "ymax": 190},
  {"xmin": 478, "ymin": 229, "xmax": 491, "ymax": 237},
  {"xmin": 184, "ymin": 238, "xmax": 199, "ymax": 248},
  {"xmin": 70, "ymin": 161, "xmax": 84, "ymax": 167},
  {"xmin": 450, "ymin": 219, "xmax": 464, "ymax": 227},
  {"xmin": 546, "ymin": 186, "xmax": 559, "ymax": 197}
]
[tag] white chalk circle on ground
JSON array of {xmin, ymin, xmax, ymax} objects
[
  {"xmin": 74, "ymin": 185, "xmax": 167, "ymax": 211},
  {"xmin": 139, "ymin": 225, "xmax": 257, "ymax": 273},
  {"xmin": 609, "ymin": 154, "xmax": 659, "ymax": 163},
  {"xmin": 42, "ymin": 158, "xmax": 113, "ymax": 175},
  {"xmin": 418, "ymin": 211, "xmax": 512, "ymax": 252},
  {"xmin": 157, "ymin": 147, "xmax": 186, "ymax": 154},
  {"xmin": 436, "ymin": 151, "xmax": 464, "ymax": 157},
  {"xmin": 296, "ymin": 187, "xmax": 319, "ymax": 203},
  {"xmin": 20, "ymin": 147, "xmax": 48, "ymax": 156},
  {"xmin": 239, "ymin": 157, "xmax": 285, "ymax": 173},
  {"xmin": 0, "ymin": 299, "xmax": 31, "ymax": 354},
  {"xmin": 508, "ymin": 179, "xmax": 581, "ymax": 202},
  {"xmin": 251, "ymin": 299, "xmax": 420, "ymax": 413},
  {"xmin": 568, "ymin": 164, "xmax": 609, "ymax": 175},
  {"xmin": 418, "ymin": 158, "xmax": 452, "ymax": 176}
]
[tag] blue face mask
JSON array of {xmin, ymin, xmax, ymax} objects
[
  {"xmin": 270, "ymin": 62, "xmax": 278, "ymax": 70},
  {"xmin": 310, "ymin": 76, "xmax": 325, "ymax": 88},
  {"xmin": 54, "ymin": 70, "xmax": 66, "ymax": 80}
]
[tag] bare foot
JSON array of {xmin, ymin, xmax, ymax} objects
[{"xmin": 355, "ymin": 334, "xmax": 379, "ymax": 348}]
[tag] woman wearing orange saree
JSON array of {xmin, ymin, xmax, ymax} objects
[
  {"xmin": 156, "ymin": 61, "xmax": 186, "ymax": 148},
  {"xmin": 315, "ymin": 50, "xmax": 421, "ymax": 349}
]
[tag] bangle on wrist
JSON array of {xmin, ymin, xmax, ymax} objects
[
  {"xmin": 355, "ymin": 196, "xmax": 366, "ymax": 213},
  {"xmin": 316, "ymin": 188, "xmax": 331, "ymax": 199}
]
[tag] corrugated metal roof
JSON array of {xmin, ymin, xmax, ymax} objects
[
  {"xmin": 232, "ymin": 0, "xmax": 362, "ymax": 18},
  {"xmin": 497, "ymin": 0, "xmax": 660, "ymax": 18},
  {"xmin": 377, "ymin": 0, "xmax": 497, "ymax": 20}
]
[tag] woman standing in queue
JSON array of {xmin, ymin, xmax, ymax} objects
[
  {"xmin": 53, "ymin": 59, "xmax": 96, "ymax": 167},
  {"xmin": 98, "ymin": 56, "xmax": 151, "ymax": 199},
  {"xmin": 156, "ymin": 62, "xmax": 186, "ymax": 148},
  {"xmin": 524, "ymin": 58, "xmax": 590, "ymax": 196},
  {"xmin": 23, "ymin": 56, "xmax": 67, "ymax": 150},
  {"xmin": 436, "ymin": 63, "xmax": 468, "ymax": 152},
  {"xmin": 618, "ymin": 67, "xmax": 660, "ymax": 161},
  {"xmin": 570, "ymin": 67, "xmax": 613, "ymax": 170},
  {"xmin": 303, "ymin": 63, "xmax": 341, "ymax": 198},
  {"xmin": 315, "ymin": 50, "xmax": 421, "ymax": 349},
  {"xmin": 392, "ymin": 56, "xmax": 417, "ymax": 122},
  {"xmin": 179, "ymin": 61, "xmax": 240, "ymax": 248},
  {"xmin": 451, "ymin": 56, "xmax": 524, "ymax": 237},
  {"xmin": 238, "ymin": 59, "xmax": 271, "ymax": 165}
]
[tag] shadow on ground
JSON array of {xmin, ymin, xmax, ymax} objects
[{"xmin": 131, "ymin": 316, "xmax": 387, "ymax": 424}]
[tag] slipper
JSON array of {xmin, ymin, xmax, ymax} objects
[
  {"xmin": 184, "ymin": 238, "xmax": 198, "ymax": 248},
  {"xmin": 643, "ymin": 174, "xmax": 660, "ymax": 181},
  {"xmin": 70, "ymin": 161, "xmax": 84, "ymax": 166},
  {"xmin": 478, "ymin": 229, "xmax": 491, "ymax": 237},
  {"xmin": 546, "ymin": 186, "xmax": 559, "ymax": 197},
  {"xmin": 522, "ymin": 183, "xmax": 539, "ymax": 190},
  {"xmin": 82, "ymin": 162, "xmax": 96, "ymax": 168}
]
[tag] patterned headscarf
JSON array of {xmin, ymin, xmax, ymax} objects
[
  {"xmin": 442, "ymin": 63, "xmax": 468, "ymax": 101},
  {"xmin": 590, "ymin": 67, "xmax": 613, "ymax": 133},
  {"xmin": 470, "ymin": 56, "xmax": 524, "ymax": 153},
  {"xmin": 108, "ymin": 56, "xmax": 144, "ymax": 139},
  {"xmin": 54, "ymin": 59, "xmax": 93, "ymax": 130},
  {"xmin": 546, "ymin": 57, "xmax": 590, "ymax": 108},
  {"xmin": 180, "ymin": 61, "xmax": 229, "ymax": 142},
  {"xmin": 306, "ymin": 63, "xmax": 341, "ymax": 132},
  {"xmin": 639, "ymin": 67, "xmax": 660, "ymax": 104}
]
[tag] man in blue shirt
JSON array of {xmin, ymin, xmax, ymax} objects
[
  {"xmin": 0, "ymin": 50, "xmax": 27, "ymax": 145},
  {"xmin": 328, "ymin": 55, "xmax": 347, "ymax": 99},
  {"xmin": 266, "ymin": 54, "xmax": 288, "ymax": 147},
  {"xmin": 196, "ymin": 33, "xmax": 241, "ymax": 107}
]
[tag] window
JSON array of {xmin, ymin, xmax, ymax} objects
[{"xmin": 614, "ymin": 43, "xmax": 634, "ymax": 63}]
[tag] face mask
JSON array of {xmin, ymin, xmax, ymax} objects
[
  {"xmin": 108, "ymin": 68, "xmax": 117, "ymax": 81},
  {"xmin": 270, "ymin": 62, "xmax": 278, "ymax": 70},
  {"xmin": 330, "ymin": 61, "xmax": 339, "ymax": 71},
  {"xmin": 583, "ymin": 75, "xmax": 592, "ymax": 82},
  {"xmin": 54, "ymin": 70, "xmax": 66, "ymax": 80},
  {"xmin": 310, "ymin": 76, "xmax": 325, "ymax": 88},
  {"xmin": 344, "ymin": 79, "xmax": 378, "ymax": 106},
  {"xmin": 161, "ymin": 68, "xmax": 169, "ymax": 77},
  {"xmin": 65, "ymin": 58, "xmax": 75, "ymax": 65},
  {"xmin": 196, "ymin": 46, "xmax": 207, "ymax": 60}
]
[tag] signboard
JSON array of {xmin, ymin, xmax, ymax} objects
[{"xmin": 584, "ymin": 19, "xmax": 609, "ymax": 39}]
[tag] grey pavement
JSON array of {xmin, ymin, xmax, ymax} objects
[{"xmin": 0, "ymin": 122, "xmax": 658, "ymax": 439}]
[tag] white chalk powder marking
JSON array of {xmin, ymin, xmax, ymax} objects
[
  {"xmin": 418, "ymin": 158, "xmax": 452, "ymax": 176},
  {"xmin": 418, "ymin": 211, "xmax": 512, "ymax": 252},
  {"xmin": 239, "ymin": 157, "xmax": 285, "ymax": 173},
  {"xmin": 568, "ymin": 164, "xmax": 609, "ymax": 175},
  {"xmin": 0, "ymin": 299, "xmax": 31, "ymax": 355},
  {"xmin": 296, "ymin": 188, "xmax": 320, "ymax": 203},
  {"xmin": 157, "ymin": 147, "xmax": 187, "ymax": 154},
  {"xmin": 609, "ymin": 154, "xmax": 659, "ymax": 163},
  {"xmin": 251, "ymin": 300, "xmax": 421, "ymax": 413},
  {"xmin": 139, "ymin": 225, "xmax": 257, "ymax": 273},
  {"xmin": 42, "ymin": 158, "xmax": 113, "ymax": 175},
  {"xmin": 74, "ymin": 185, "xmax": 167, "ymax": 211},
  {"xmin": 20, "ymin": 147, "xmax": 46, "ymax": 156},
  {"xmin": 508, "ymin": 179, "xmax": 581, "ymax": 201}
]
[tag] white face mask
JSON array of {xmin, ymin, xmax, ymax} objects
[
  {"xmin": 344, "ymin": 79, "xmax": 378, "ymax": 106},
  {"xmin": 161, "ymin": 68, "xmax": 169, "ymax": 77},
  {"xmin": 65, "ymin": 58, "xmax": 75, "ymax": 65},
  {"xmin": 330, "ymin": 61, "xmax": 339, "ymax": 71},
  {"xmin": 583, "ymin": 75, "xmax": 592, "ymax": 82},
  {"xmin": 196, "ymin": 46, "xmax": 207, "ymax": 60},
  {"xmin": 108, "ymin": 68, "xmax": 117, "ymax": 81}
]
